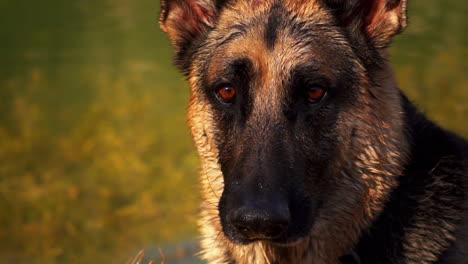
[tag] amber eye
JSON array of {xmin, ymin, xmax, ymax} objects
[
  {"xmin": 307, "ymin": 86, "xmax": 326, "ymax": 103},
  {"xmin": 217, "ymin": 86, "xmax": 236, "ymax": 102}
]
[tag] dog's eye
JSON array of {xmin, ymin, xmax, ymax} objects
[
  {"xmin": 217, "ymin": 86, "xmax": 236, "ymax": 103},
  {"xmin": 306, "ymin": 86, "xmax": 326, "ymax": 103}
]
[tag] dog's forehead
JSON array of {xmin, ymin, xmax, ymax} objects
[
  {"xmin": 199, "ymin": 1, "xmax": 349, "ymax": 116},
  {"xmin": 205, "ymin": 1, "xmax": 343, "ymax": 86},
  {"xmin": 214, "ymin": 0, "xmax": 329, "ymax": 42},
  {"xmin": 221, "ymin": 0, "xmax": 324, "ymax": 19}
]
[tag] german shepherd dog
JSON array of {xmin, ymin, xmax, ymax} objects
[{"xmin": 159, "ymin": 0, "xmax": 468, "ymax": 263}]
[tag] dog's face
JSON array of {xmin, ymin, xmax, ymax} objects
[{"xmin": 161, "ymin": 0, "xmax": 408, "ymax": 248}]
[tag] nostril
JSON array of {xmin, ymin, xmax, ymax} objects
[
  {"xmin": 232, "ymin": 222, "xmax": 253, "ymax": 237},
  {"xmin": 230, "ymin": 213, "xmax": 256, "ymax": 239}
]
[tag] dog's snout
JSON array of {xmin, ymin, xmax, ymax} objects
[{"xmin": 229, "ymin": 205, "xmax": 290, "ymax": 240}]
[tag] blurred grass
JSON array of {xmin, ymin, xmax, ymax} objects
[{"xmin": 0, "ymin": 0, "xmax": 466, "ymax": 263}]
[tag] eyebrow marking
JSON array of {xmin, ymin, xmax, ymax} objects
[{"xmin": 217, "ymin": 23, "xmax": 249, "ymax": 48}]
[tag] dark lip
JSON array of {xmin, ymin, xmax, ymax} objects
[
  {"xmin": 223, "ymin": 223, "xmax": 312, "ymax": 246},
  {"xmin": 269, "ymin": 237, "xmax": 308, "ymax": 247},
  {"xmin": 226, "ymin": 233, "xmax": 308, "ymax": 246}
]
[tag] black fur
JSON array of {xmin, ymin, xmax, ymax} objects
[
  {"xmin": 342, "ymin": 95, "xmax": 468, "ymax": 263},
  {"xmin": 265, "ymin": 3, "xmax": 282, "ymax": 49},
  {"xmin": 160, "ymin": 0, "xmax": 468, "ymax": 262}
]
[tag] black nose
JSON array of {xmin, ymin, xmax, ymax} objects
[{"xmin": 229, "ymin": 205, "xmax": 290, "ymax": 240}]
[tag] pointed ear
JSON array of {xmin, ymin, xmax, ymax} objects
[
  {"xmin": 327, "ymin": 0, "xmax": 407, "ymax": 48},
  {"xmin": 159, "ymin": 0, "xmax": 218, "ymax": 55}
]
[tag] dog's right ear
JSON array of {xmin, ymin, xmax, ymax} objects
[{"xmin": 159, "ymin": 0, "xmax": 218, "ymax": 56}]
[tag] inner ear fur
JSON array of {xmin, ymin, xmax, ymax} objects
[
  {"xmin": 159, "ymin": 0, "xmax": 218, "ymax": 57},
  {"xmin": 325, "ymin": 0, "xmax": 407, "ymax": 48}
]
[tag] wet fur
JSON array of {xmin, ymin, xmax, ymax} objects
[{"xmin": 160, "ymin": 0, "xmax": 468, "ymax": 263}]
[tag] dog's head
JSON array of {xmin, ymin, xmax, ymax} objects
[{"xmin": 160, "ymin": 0, "xmax": 408, "ymax": 251}]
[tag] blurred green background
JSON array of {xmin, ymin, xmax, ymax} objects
[{"xmin": 0, "ymin": 0, "xmax": 466, "ymax": 263}]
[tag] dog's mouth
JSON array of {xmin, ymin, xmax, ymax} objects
[{"xmin": 254, "ymin": 226, "xmax": 314, "ymax": 246}]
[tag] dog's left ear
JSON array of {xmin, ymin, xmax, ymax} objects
[
  {"xmin": 326, "ymin": 0, "xmax": 407, "ymax": 48},
  {"xmin": 160, "ymin": 0, "xmax": 218, "ymax": 55}
]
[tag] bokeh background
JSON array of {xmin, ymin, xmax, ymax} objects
[{"xmin": 0, "ymin": 0, "xmax": 466, "ymax": 263}]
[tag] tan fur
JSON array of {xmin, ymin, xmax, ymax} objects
[
  {"xmin": 185, "ymin": 2, "xmax": 409, "ymax": 262},
  {"xmin": 159, "ymin": 0, "xmax": 419, "ymax": 262}
]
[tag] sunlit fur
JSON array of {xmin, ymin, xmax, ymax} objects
[
  {"xmin": 188, "ymin": 1, "xmax": 407, "ymax": 262},
  {"xmin": 160, "ymin": 0, "xmax": 468, "ymax": 263}
]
